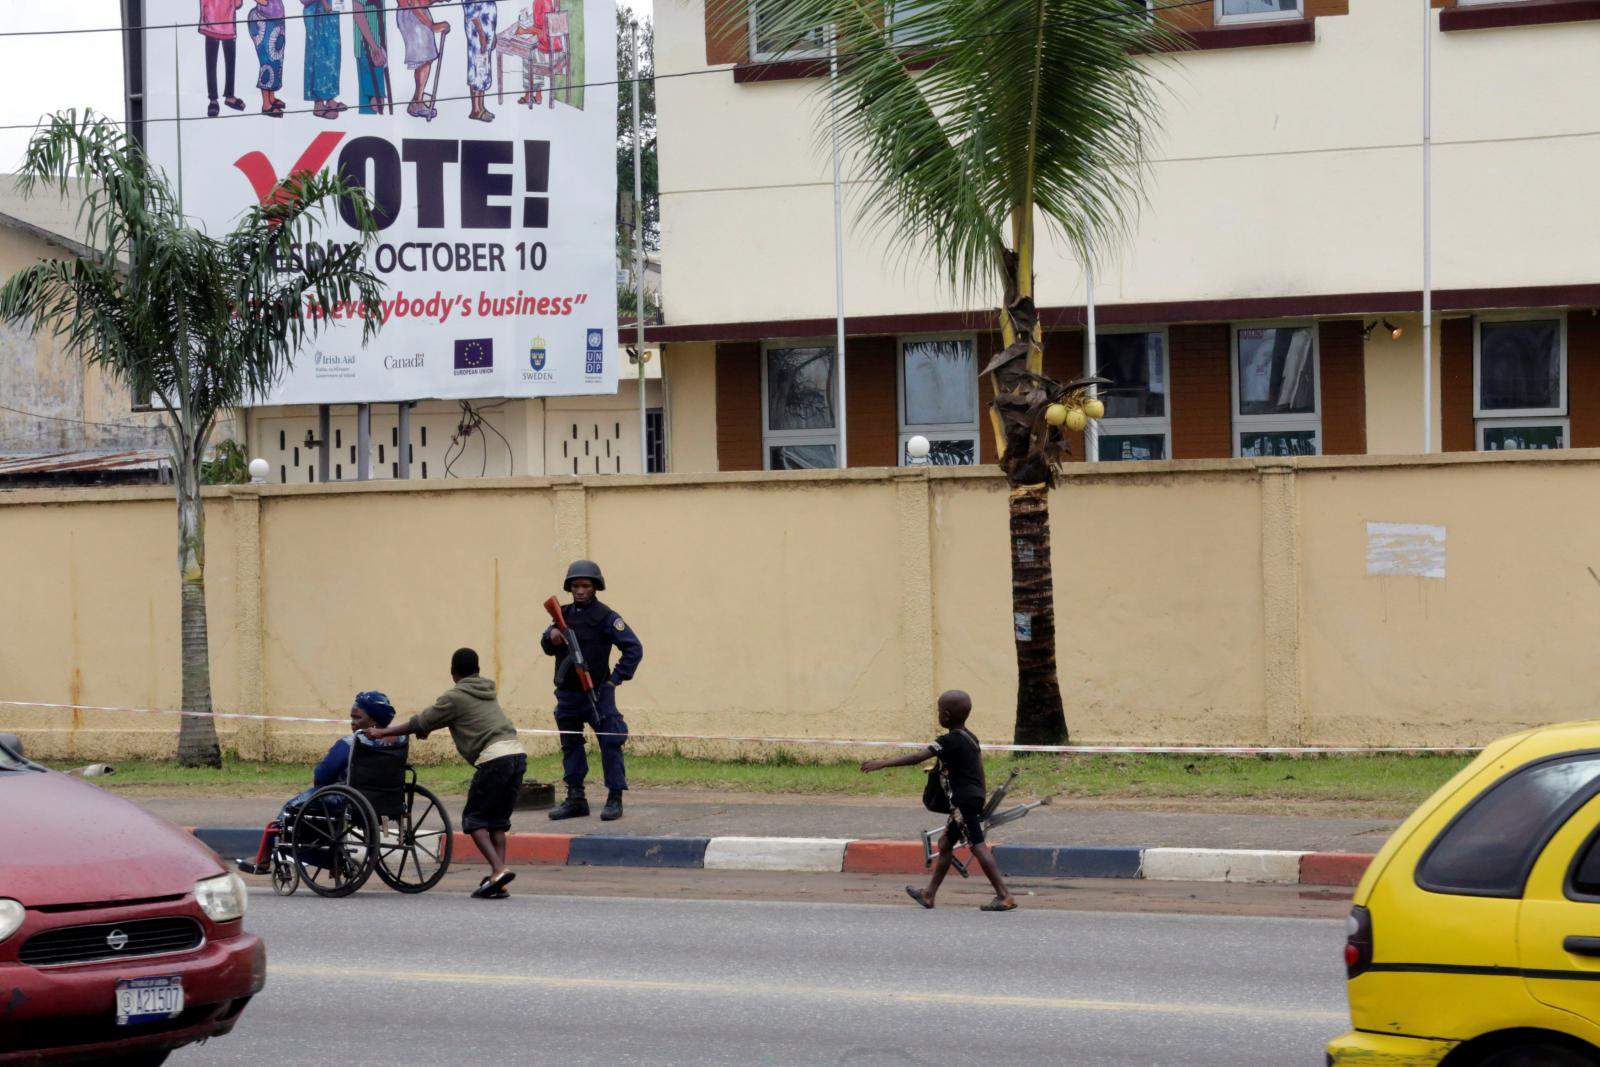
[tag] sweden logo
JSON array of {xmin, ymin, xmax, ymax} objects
[{"xmin": 529, "ymin": 337, "xmax": 548, "ymax": 372}]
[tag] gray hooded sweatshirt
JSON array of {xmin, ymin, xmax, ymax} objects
[{"xmin": 407, "ymin": 675, "xmax": 521, "ymax": 766}]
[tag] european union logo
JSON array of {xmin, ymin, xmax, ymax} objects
[{"xmin": 454, "ymin": 337, "xmax": 493, "ymax": 374}]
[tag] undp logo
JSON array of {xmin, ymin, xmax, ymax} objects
[
  {"xmin": 529, "ymin": 337, "xmax": 547, "ymax": 372},
  {"xmin": 586, "ymin": 329, "xmax": 604, "ymax": 350}
]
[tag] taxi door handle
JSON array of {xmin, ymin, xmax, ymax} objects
[{"xmin": 1562, "ymin": 936, "xmax": 1600, "ymax": 956}]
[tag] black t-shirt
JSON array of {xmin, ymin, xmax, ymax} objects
[{"xmin": 931, "ymin": 728, "xmax": 985, "ymax": 806}]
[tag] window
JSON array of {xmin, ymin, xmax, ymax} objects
[
  {"xmin": 1475, "ymin": 313, "xmax": 1566, "ymax": 451},
  {"xmin": 645, "ymin": 408, "xmax": 667, "ymax": 473},
  {"xmin": 887, "ymin": 0, "xmax": 936, "ymax": 46},
  {"xmin": 763, "ymin": 342, "xmax": 839, "ymax": 470},
  {"xmin": 1567, "ymin": 821, "xmax": 1600, "ymax": 901},
  {"xmin": 1215, "ymin": 0, "xmax": 1303, "ymax": 23},
  {"xmin": 1093, "ymin": 328, "xmax": 1169, "ymax": 462},
  {"xmin": 1232, "ymin": 323, "xmax": 1319, "ymax": 457},
  {"xmin": 1417, "ymin": 753, "xmax": 1600, "ymax": 898},
  {"xmin": 749, "ymin": 0, "xmax": 829, "ymax": 60},
  {"xmin": 898, "ymin": 335, "xmax": 980, "ymax": 466}
]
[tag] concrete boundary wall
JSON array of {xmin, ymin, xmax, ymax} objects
[{"xmin": 4, "ymin": 450, "xmax": 1600, "ymax": 761}]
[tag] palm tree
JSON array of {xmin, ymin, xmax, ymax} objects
[
  {"xmin": 724, "ymin": 0, "xmax": 1175, "ymax": 743},
  {"xmin": 0, "ymin": 111, "xmax": 385, "ymax": 767}
]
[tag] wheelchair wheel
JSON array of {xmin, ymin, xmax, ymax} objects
[
  {"xmin": 270, "ymin": 853, "xmax": 299, "ymax": 896},
  {"xmin": 375, "ymin": 782, "xmax": 454, "ymax": 894},
  {"xmin": 290, "ymin": 785, "xmax": 378, "ymax": 897}
]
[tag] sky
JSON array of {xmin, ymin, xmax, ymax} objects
[{"xmin": 0, "ymin": 0, "xmax": 649, "ymax": 172}]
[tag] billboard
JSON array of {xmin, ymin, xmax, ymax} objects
[{"xmin": 135, "ymin": 0, "xmax": 618, "ymax": 404}]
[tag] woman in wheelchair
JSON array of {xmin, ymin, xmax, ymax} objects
[{"xmin": 238, "ymin": 691, "xmax": 407, "ymax": 875}]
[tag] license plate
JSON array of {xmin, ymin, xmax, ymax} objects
[{"xmin": 116, "ymin": 976, "xmax": 183, "ymax": 1026}]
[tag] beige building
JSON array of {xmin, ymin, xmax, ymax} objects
[{"xmin": 651, "ymin": 0, "xmax": 1600, "ymax": 471}]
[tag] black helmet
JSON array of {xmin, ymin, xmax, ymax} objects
[{"xmin": 563, "ymin": 559, "xmax": 606, "ymax": 592}]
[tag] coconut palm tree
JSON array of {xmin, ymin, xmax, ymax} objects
[
  {"xmin": 723, "ymin": 0, "xmax": 1176, "ymax": 742},
  {"xmin": 0, "ymin": 111, "xmax": 385, "ymax": 767}
]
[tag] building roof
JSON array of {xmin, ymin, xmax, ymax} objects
[
  {"xmin": 0, "ymin": 449, "xmax": 170, "ymax": 480},
  {"xmin": 0, "ymin": 174, "xmax": 96, "ymax": 259}
]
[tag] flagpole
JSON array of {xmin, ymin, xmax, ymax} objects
[{"xmin": 829, "ymin": 29, "xmax": 848, "ymax": 468}]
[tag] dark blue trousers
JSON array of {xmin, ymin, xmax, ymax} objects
[{"xmin": 555, "ymin": 685, "xmax": 628, "ymax": 792}]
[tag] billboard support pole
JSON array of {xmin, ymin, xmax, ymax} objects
[
  {"xmin": 317, "ymin": 405, "xmax": 330, "ymax": 482},
  {"xmin": 172, "ymin": 21, "xmax": 183, "ymax": 209},
  {"xmin": 397, "ymin": 402, "xmax": 411, "ymax": 479},
  {"xmin": 829, "ymin": 28, "xmax": 848, "ymax": 469},
  {"xmin": 356, "ymin": 403, "xmax": 371, "ymax": 480},
  {"xmin": 1085, "ymin": 261, "xmax": 1098, "ymax": 464},
  {"xmin": 1421, "ymin": 0, "xmax": 1434, "ymax": 455},
  {"xmin": 631, "ymin": 19, "xmax": 648, "ymax": 474}
]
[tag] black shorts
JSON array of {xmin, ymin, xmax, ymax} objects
[
  {"xmin": 462, "ymin": 753, "xmax": 527, "ymax": 833},
  {"xmin": 946, "ymin": 797, "xmax": 985, "ymax": 846}
]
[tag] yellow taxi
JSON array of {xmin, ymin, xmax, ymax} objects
[{"xmin": 1328, "ymin": 720, "xmax": 1600, "ymax": 1066}]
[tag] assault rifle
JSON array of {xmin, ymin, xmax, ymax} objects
[
  {"xmin": 919, "ymin": 766, "xmax": 1052, "ymax": 877},
  {"xmin": 544, "ymin": 596, "xmax": 602, "ymax": 726}
]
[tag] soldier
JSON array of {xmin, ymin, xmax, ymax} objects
[{"xmin": 541, "ymin": 560, "xmax": 643, "ymax": 821}]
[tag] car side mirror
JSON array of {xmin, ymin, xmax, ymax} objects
[{"xmin": 0, "ymin": 733, "xmax": 22, "ymax": 757}]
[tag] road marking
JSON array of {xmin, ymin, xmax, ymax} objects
[{"xmin": 270, "ymin": 963, "xmax": 1345, "ymax": 1022}]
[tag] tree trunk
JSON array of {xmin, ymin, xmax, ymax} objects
[
  {"xmin": 1008, "ymin": 484, "xmax": 1068, "ymax": 746},
  {"xmin": 174, "ymin": 445, "xmax": 222, "ymax": 768}
]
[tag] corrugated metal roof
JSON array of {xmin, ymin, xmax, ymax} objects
[{"xmin": 0, "ymin": 449, "xmax": 170, "ymax": 476}]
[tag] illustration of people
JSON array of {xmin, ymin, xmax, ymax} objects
[
  {"xmin": 301, "ymin": 0, "xmax": 345, "ymax": 119},
  {"xmin": 353, "ymin": 1, "xmax": 391, "ymax": 114},
  {"xmin": 200, "ymin": 0, "xmax": 246, "ymax": 117},
  {"xmin": 463, "ymin": 1, "xmax": 498, "ymax": 122},
  {"xmin": 397, "ymin": 0, "xmax": 449, "ymax": 120},
  {"xmin": 247, "ymin": 0, "xmax": 287, "ymax": 116},
  {"xmin": 513, "ymin": 0, "xmax": 555, "ymax": 106}
]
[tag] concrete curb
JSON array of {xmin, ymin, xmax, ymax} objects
[{"xmin": 193, "ymin": 827, "xmax": 1373, "ymax": 887}]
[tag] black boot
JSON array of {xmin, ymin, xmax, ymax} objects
[
  {"xmin": 601, "ymin": 789, "xmax": 624, "ymax": 821},
  {"xmin": 548, "ymin": 786, "xmax": 589, "ymax": 820}
]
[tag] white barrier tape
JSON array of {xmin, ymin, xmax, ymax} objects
[{"xmin": 0, "ymin": 699, "xmax": 1485, "ymax": 756}]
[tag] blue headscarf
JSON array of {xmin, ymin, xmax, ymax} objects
[{"xmin": 354, "ymin": 690, "xmax": 396, "ymax": 727}]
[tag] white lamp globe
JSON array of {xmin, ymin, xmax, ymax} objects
[
  {"xmin": 248, "ymin": 458, "xmax": 270, "ymax": 483},
  {"xmin": 906, "ymin": 435, "xmax": 931, "ymax": 461}
]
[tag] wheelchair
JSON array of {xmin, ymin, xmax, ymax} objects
[{"xmin": 270, "ymin": 740, "xmax": 454, "ymax": 898}]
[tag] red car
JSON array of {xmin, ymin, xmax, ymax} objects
[{"xmin": 0, "ymin": 734, "xmax": 265, "ymax": 1065}]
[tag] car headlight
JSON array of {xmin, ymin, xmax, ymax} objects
[
  {"xmin": 195, "ymin": 872, "xmax": 248, "ymax": 923},
  {"xmin": 0, "ymin": 899, "xmax": 23, "ymax": 943}
]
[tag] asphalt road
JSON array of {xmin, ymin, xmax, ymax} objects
[{"xmin": 177, "ymin": 873, "xmax": 1350, "ymax": 1066}]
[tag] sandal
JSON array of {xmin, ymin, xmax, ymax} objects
[
  {"xmin": 225, "ymin": 96, "xmax": 245, "ymax": 111},
  {"xmin": 470, "ymin": 876, "xmax": 494, "ymax": 899},
  {"xmin": 980, "ymin": 897, "xmax": 1018, "ymax": 912},
  {"xmin": 905, "ymin": 886, "xmax": 934, "ymax": 909},
  {"xmin": 207, "ymin": 100, "xmax": 220, "ymax": 118},
  {"xmin": 489, "ymin": 869, "xmax": 517, "ymax": 892}
]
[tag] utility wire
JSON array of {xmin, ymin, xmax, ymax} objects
[{"xmin": 0, "ymin": 0, "xmax": 1211, "ymax": 132}]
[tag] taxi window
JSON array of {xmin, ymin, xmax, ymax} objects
[
  {"xmin": 1416, "ymin": 752, "xmax": 1600, "ymax": 898},
  {"xmin": 1568, "ymin": 825, "xmax": 1600, "ymax": 900}
]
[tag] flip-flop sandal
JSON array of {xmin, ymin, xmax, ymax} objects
[
  {"xmin": 470, "ymin": 876, "xmax": 494, "ymax": 899},
  {"xmin": 329, "ymin": 101, "xmax": 348, "ymax": 112},
  {"xmin": 207, "ymin": 101, "xmax": 220, "ymax": 118},
  {"xmin": 904, "ymin": 886, "xmax": 934, "ymax": 909},
  {"xmin": 225, "ymin": 97, "xmax": 245, "ymax": 111},
  {"xmin": 485, "ymin": 886, "xmax": 510, "ymax": 899},
  {"xmin": 489, "ymin": 869, "xmax": 517, "ymax": 892},
  {"xmin": 980, "ymin": 898, "xmax": 1018, "ymax": 912}
]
